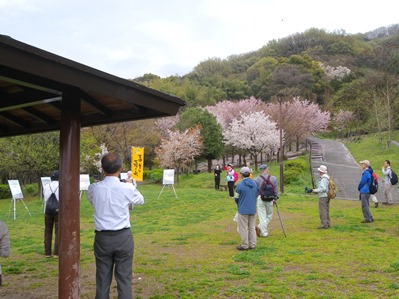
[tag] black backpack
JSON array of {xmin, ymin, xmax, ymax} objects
[
  {"xmin": 369, "ymin": 172, "xmax": 378, "ymax": 195},
  {"xmin": 259, "ymin": 175, "xmax": 276, "ymax": 201},
  {"xmin": 45, "ymin": 186, "xmax": 59, "ymax": 216},
  {"xmin": 390, "ymin": 169, "xmax": 398, "ymax": 185}
]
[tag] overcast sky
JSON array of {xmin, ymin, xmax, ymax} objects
[{"xmin": 1, "ymin": 0, "xmax": 398, "ymax": 79}]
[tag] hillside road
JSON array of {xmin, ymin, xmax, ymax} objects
[{"xmin": 308, "ymin": 137, "xmax": 399, "ymax": 202}]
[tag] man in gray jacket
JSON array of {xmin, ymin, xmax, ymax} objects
[
  {"xmin": 255, "ymin": 164, "xmax": 278, "ymax": 237},
  {"xmin": 382, "ymin": 160, "xmax": 393, "ymax": 205}
]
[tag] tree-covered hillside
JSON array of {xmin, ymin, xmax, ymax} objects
[{"xmin": 135, "ymin": 25, "xmax": 399, "ymax": 135}]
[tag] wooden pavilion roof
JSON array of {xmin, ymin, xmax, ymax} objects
[{"xmin": 0, "ymin": 34, "xmax": 185, "ymax": 137}]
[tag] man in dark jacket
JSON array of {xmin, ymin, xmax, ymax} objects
[
  {"xmin": 358, "ymin": 160, "xmax": 374, "ymax": 223},
  {"xmin": 234, "ymin": 167, "xmax": 258, "ymax": 250}
]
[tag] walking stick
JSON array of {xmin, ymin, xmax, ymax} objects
[{"xmin": 274, "ymin": 201, "xmax": 287, "ymax": 237}]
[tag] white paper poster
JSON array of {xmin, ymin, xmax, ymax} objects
[
  {"xmin": 8, "ymin": 180, "xmax": 23, "ymax": 199},
  {"xmin": 41, "ymin": 177, "xmax": 51, "ymax": 188},
  {"xmin": 80, "ymin": 174, "xmax": 90, "ymax": 191},
  {"xmin": 163, "ymin": 169, "xmax": 175, "ymax": 185}
]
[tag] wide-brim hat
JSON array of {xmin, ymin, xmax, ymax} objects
[{"xmin": 317, "ymin": 165, "xmax": 328, "ymax": 173}]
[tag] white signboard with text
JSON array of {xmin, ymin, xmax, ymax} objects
[
  {"xmin": 80, "ymin": 174, "xmax": 90, "ymax": 191},
  {"xmin": 41, "ymin": 177, "xmax": 51, "ymax": 189},
  {"xmin": 8, "ymin": 180, "xmax": 23, "ymax": 199},
  {"xmin": 163, "ymin": 169, "xmax": 175, "ymax": 185}
]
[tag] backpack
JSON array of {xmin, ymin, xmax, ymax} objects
[
  {"xmin": 369, "ymin": 172, "xmax": 378, "ymax": 195},
  {"xmin": 390, "ymin": 169, "xmax": 398, "ymax": 185},
  {"xmin": 327, "ymin": 177, "xmax": 337, "ymax": 199},
  {"xmin": 45, "ymin": 186, "xmax": 59, "ymax": 216},
  {"xmin": 259, "ymin": 175, "xmax": 276, "ymax": 201},
  {"xmin": 233, "ymin": 171, "xmax": 238, "ymax": 183}
]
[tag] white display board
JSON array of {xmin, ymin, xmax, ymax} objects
[
  {"xmin": 80, "ymin": 174, "xmax": 90, "ymax": 191},
  {"xmin": 8, "ymin": 180, "xmax": 23, "ymax": 199},
  {"xmin": 163, "ymin": 169, "xmax": 175, "ymax": 185},
  {"xmin": 158, "ymin": 169, "xmax": 177, "ymax": 199},
  {"xmin": 8, "ymin": 179, "xmax": 31, "ymax": 219},
  {"xmin": 120, "ymin": 172, "xmax": 128, "ymax": 180},
  {"xmin": 41, "ymin": 177, "xmax": 51, "ymax": 188}
]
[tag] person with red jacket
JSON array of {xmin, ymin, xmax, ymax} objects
[{"xmin": 226, "ymin": 164, "xmax": 237, "ymax": 198}]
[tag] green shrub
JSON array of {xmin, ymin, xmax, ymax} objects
[
  {"xmin": 0, "ymin": 184, "xmax": 11, "ymax": 199},
  {"xmin": 283, "ymin": 157, "xmax": 309, "ymax": 185},
  {"xmin": 23, "ymin": 184, "xmax": 39, "ymax": 196},
  {"xmin": 284, "ymin": 168, "xmax": 302, "ymax": 184},
  {"xmin": 285, "ymin": 159, "xmax": 307, "ymax": 172},
  {"xmin": 144, "ymin": 169, "xmax": 163, "ymax": 183}
]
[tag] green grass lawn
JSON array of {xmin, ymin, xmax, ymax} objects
[{"xmin": 0, "ymin": 134, "xmax": 399, "ymax": 298}]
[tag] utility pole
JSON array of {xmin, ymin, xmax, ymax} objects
[{"xmin": 278, "ymin": 96, "xmax": 284, "ymax": 194}]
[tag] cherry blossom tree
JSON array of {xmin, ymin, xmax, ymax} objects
[
  {"xmin": 154, "ymin": 115, "xmax": 180, "ymax": 138},
  {"xmin": 206, "ymin": 97, "xmax": 267, "ymax": 164},
  {"xmin": 223, "ymin": 111, "xmax": 280, "ymax": 170},
  {"xmin": 206, "ymin": 97, "xmax": 267, "ymax": 131},
  {"xmin": 155, "ymin": 126, "xmax": 202, "ymax": 183},
  {"xmin": 334, "ymin": 110, "xmax": 356, "ymax": 137},
  {"xmin": 320, "ymin": 64, "xmax": 351, "ymax": 80},
  {"xmin": 265, "ymin": 97, "xmax": 330, "ymax": 151}
]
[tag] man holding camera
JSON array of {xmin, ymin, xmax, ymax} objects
[
  {"xmin": 88, "ymin": 153, "xmax": 144, "ymax": 299},
  {"xmin": 309, "ymin": 165, "xmax": 331, "ymax": 229},
  {"xmin": 255, "ymin": 164, "xmax": 278, "ymax": 237}
]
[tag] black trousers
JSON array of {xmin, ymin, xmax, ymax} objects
[
  {"xmin": 228, "ymin": 181, "xmax": 235, "ymax": 197},
  {"xmin": 44, "ymin": 213, "xmax": 58, "ymax": 256},
  {"xmin": 215, "ymin": 176, "xmax": 220, "ymax": 190}
]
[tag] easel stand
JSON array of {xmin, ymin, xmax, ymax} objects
[
  {"xmin": 80, "ymin": 190, "xmax": 86, "ymax": 200},
  {"xmin": 157, "ymin": 184, "xmax": 178, "ymax": 199},
  {"xmin": 9, "ymin": 197, "xmax": 31, "ymax": 220}
]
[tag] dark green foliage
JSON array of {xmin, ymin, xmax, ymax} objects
[
  {"xmin": 0, "ymin": 184, "xmax": 11, "ymax": 199},
  {"xmin": 23, "ymin": 184, "xmax": 39, "ymax": 196},
  {"xmin": 143, "ymin": 169, "xmax": 163, "ymax": 183},
  {"xmin": 177, "ymin": 108, "xmax": 224, "ymax": 171}
]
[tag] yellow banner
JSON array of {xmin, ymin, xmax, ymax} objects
[{"xmin": 131, "ymin": 147, "xmax": 144, "ymax": 182}]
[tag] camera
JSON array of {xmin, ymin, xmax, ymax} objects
[
  {"xmin": 120, "ymin": 179, "xmax": 126, "ymax": 183},
  {"xmin": 304, "ymin": 187, "xmax": 312, "ymax": 193}
]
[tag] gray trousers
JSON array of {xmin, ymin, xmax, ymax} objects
[
  {"xmin": 94, "ymin": 228, "xmax": 134, "ymax": 299},
  {"xmin": 318, "ymin": 197, "xmax": 330, "ymax": 227},
  {"xmin": 383, "ymin": 183, "xmax": 393, "ymax": 204},
  {"xmin": 360, "ymin": 193, "xmax": 373, "ymax": 222},
  {"xmin": 237, "ymin": 213, "xmax": 257, "ymax": 249}
]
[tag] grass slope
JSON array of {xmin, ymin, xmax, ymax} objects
[{"xmin": 0, "ymin": 134, "xmax": 398, "ymax": 298}]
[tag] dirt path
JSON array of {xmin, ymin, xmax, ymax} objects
[{"xmin": 308, "ymin": 137, "xmax": 399, "ymax": 202}]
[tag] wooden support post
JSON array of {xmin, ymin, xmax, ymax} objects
[{"xmin": 59, "ymin": 89, "xmax": 81, "ymax": 298}]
